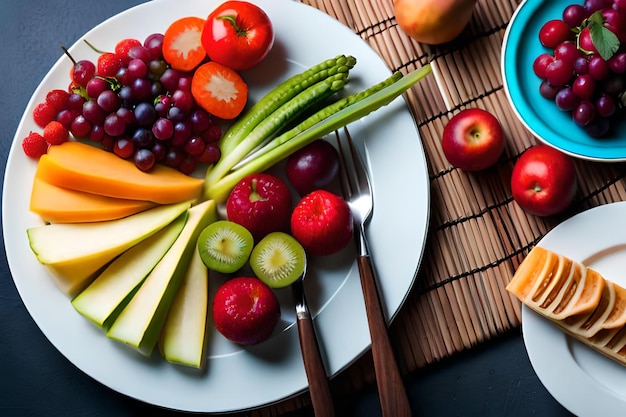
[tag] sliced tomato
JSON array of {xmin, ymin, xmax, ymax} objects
[
  {"xmin": 162, "ymin": 16, "xmax": 207, "ymax": 72},
  {"xmin": 191, "ymin": 61, "xmax": 248, "ymax": 120}
]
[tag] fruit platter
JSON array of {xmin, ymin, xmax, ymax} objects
[{"xmin": 2, "ymin": 0, "xmax": 430, "ymax": 413}]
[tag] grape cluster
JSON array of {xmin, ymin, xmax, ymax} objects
[
  {"xmin": 533, "ymin": 0, "xmax": 626, "ymax": 137},
  {"xmin": 33, "ymin": 33, "xmax": 222, "ymax": 173}
]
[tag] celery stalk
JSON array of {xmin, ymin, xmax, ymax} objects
[{"xmin": 204, "ymin": 63, "xmax": 432, "ymax": 203}]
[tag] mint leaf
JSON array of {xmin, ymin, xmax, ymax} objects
[
  {"xmin": 587, "ymin": 10, "xmax": 604, "ymax": 26},
  {"xmin": 584, "ymin": 10, "xmax": 620, "ymax": 60},
  {"xmin": 590, "ymin": 23, "xmax": 620, "ymax": 60}
]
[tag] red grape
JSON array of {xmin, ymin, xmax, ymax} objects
[{"xmin": 539, "ymin": 19, "xmax": 574, "ymax": 48}]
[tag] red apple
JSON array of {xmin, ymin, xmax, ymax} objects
[
  {"xmin": 290, "ymin": 190, "xmax": 353, "ymax": 256},
  {"xmin": 441, "ymin": 108, "xmax": 505, "ymax": 171},
  {"xmin": 511, "ymin": 144, "xmax": 577, "ymax": 217},
  {"xmin": 226, "ymin": 173, "xmax": 292, "ymax": 241},
  {"xmin": 212, "ymin": 277, "xmax": 280, "ymax": 345}
]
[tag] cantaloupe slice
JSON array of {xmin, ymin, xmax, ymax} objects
[
  {"xmin": 602, "ymin": 283, "xmax": 626, "ymax": 330},
  {"xmin": 36, "ymin": 141, "xmax": 204, "ymax": 204},
  {"xmin": 30, "ymin": 178, "xmax": 156, "ymax": 223},
  {"xmin": 506, "ymin": 246, "xmax": 555, "ymax": 300},
  {"xmin": 507, "ymin": 246, "xmax": 626, "ymax": 366},
  {"xmin": 565, "ymin": 281, "xmax": 615, "ymax": 338}
]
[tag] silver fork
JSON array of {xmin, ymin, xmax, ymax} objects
[{"xmin": 335, "ymin": 126, "xmax": 412, "ymax": 417}]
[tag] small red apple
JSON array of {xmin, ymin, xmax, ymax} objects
[
  {"xmin": 511, "ymin": 144, "xmax": 578, "ymax": 217},
  {"xmin": 441, "ymin": 108, "xmax": 505, "ymax": 171},
  {"xmin": 212, "ymin": 277, "xmax": 280, "ymax": 345},
  {"xmin": 290, "ymin": 190, "xmax": 353, "ymax": 256},
  {"xmin": 226, "ymin": 173, "xmax": 292, "ymax": 241}
]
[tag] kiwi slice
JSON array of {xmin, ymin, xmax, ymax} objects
[
  {"xmin": 250, "ymin": 232, "xmax": 306, "ymax": 288},
  {"xmin": 197, "ymin": 220, "xmax": 254, "ymax": 273}
]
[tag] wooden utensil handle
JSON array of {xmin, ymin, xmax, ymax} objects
[
  {"xmin": 297, "ymin": 315, "xmax": 335, "ymax": 417},
  {"xmin": 357, "ymin": 254, "xmax": 412, "ymax": 417}
]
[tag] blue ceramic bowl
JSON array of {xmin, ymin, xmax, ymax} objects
[{"xmin": 502, "ymin": 0, "xmax": 626, "ymax": 161}]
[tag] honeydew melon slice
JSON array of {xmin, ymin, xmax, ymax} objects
[
  {"xmin": 27, "ymin": 201, "xmax": 191, "ymax": 297},
  {"xmin": 71, "ymin": 212, "xmax": 188, "ymax": 330},
  {"xmin": 106, "ymin": 200, "xmax": 217, "ymax": 356},
  {"xmin": 159, "ymin": 247, "xmax": 209, "ymax": 369}
]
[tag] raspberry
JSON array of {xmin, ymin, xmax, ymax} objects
[
  {"xmin": 45, "ymin": 89, "xmax": 70, "ymax": 111},
  {"xmin": 21, "ymin": 131, "xmax": 48, "ymax": 159},
  {"xmin": 115, "ymin": 38, "xmax": 141, "ymax": 65},
  {"xmin": 43, "ymin": 121, "xmax": 69, "ymax": 145},
  {"xmin": 97, "ymin": 52, "xmax": 123, "ymax": 77},
  {"xmin": 32, "ymin": 102, "xmax": 57, "ymax": 129}
]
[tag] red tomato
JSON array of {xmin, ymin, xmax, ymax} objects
[
  {"xmin": 201, "ymin": 1, "xmax": 274, "ymax": 71},
  {"xmin": 510, "ymin": 145, "xmax": 578, "ymax": 217}
]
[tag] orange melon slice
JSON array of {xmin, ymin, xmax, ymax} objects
[
  {"xmin": 30, "ymin": 178, "xmax": 155, "ymax": 223},
  {"xmin": 36, "ymin": 141, "xmax": 204, "ymax": 204}
]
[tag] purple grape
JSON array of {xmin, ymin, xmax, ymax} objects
[
  {"xmin": 172, "ymin": 120, "xmax": 192, "ymax": 146},
  {"xmin": 197, "ymin": 142, "xmax": 221, "ymax": 164},
  {"xmin": 563, "ymin": 4, "xmax": 586, "ymax": 27},
  {"xmin": 132, "ymin": 127, "xmax": 154, "ymax": 148},
  {"xmin": 97, "ymin": 90, "xmax": 121, "ymax": 113},
  {"xmin": 82, "ymin": 100, "xmax": 106, "ymax": 125},
  {"xmin": 152, "ymin": 142, "xmax": 167, "ymax": 162},
  {"xmin": 540, "ymin": 81, "xmax": 560, "ymax": 99},
  {"xmin": 149, "ymin": 60, "xmax": 167, "ymax": 78},
  {"xmin": 134, "ymin": 102, "xmax": 157, "ymax": 127},
  {"xmin": 163, "ymin": 147, "xmax": 185, "ymax": 168},
  {"xmin": 144, "ymin": 33, "xmax": 165, "ymax": 60},
  {"xmin": 127, "ymin": 59, "xmax": 148, "ymax": 79},
  {"xmin": 160, "ymin": 68, "xmax": 181, "ymax": 92},
  {"xmin": 104, "ymin": 113, "xmax": 126, "ymax": 136},
  {"xmin": 190, "ymin": 109, "xmax": 212, "ymax": 133},
  {"xmin": 128, "ymin": 45, "xmax": 151, "ymax": 63},
  {"xmin": 171, "ymin": 89, "xmax": 194, "ymax": 114},
  {"xmin": 588, "ymin": 55, "xmax": 609, "ymax": 80},
  {"xmin": 70, "ymin": 114, "xmax": 92, "ymax": 138},
  {"xmin": 67, "ymin": 93, "xmax": 86, "ymax": 111},
  {"xmin": 595, "ymin": 94, "xmax": 616, "ymax": 118},
  {"xmin": 184, "ymin": 136, "xmax": 206, "ymax": 156},
  {"xmin": 114, "ymin": 138, "xmax": 135, "ymax": 159},
  {"xmin": 555, "ymin": 87, "xmax": 580, "ymax": 111},
  {"xmin": 152, "ymin": 117, "xmax": 174, "ymax": 140},
  {"xmin": 131, "ymin": 78, "xmax": 152, "ymax": 102},
  {"xmin": 572, "ymin": 74, "xmax": 596, "ymax": 99},
  {"xmin": 178, "ymin": 156, "xmax": 197, "ymax": 175},
  {"xmin": 72, "ymin": 60, "xmax": 96, "ymax": 87},
  {"xmin": 608, "ymin": 52, "xmax": 626, "ymax": 74},
  {"xmin": 116, "ymin": 107, "xmax": 135, "ymax": 126},
  {"xmin": 167, "ymin": 106, "xmax": 185, "ymax": 122},
  {"xmin": 134, "ymin": 148, "xmax": 156, "ymax": 172},
  {"xmin": 86, "ymin": 77, "xmax": 110, "ymax": 99},
  {"xmin": 90, "ymin": 124, "xmax": 105, "ymax": 142},
  {"xmin": 573, "ymin": 100, "xmax": 596, "ymax": 126}
]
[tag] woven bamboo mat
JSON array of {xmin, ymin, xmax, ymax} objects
[{"xmin": 244, "ymin": 0, "xmax": 626, "ymax": 415}]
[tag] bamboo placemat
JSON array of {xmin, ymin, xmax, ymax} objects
[{"xmin": 245, "ymin": 0, "xmax": 626, "ymax": 415}]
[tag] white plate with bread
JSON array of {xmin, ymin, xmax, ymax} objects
[{"xmin": 513, "ymin": 202, "xmax": 626, "ymax": 416}]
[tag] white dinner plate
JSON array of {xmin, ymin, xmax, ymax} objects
[
  {"xmin": 2, "ymin": 0, "xmax": 430, "ymax": 413},
  {"xmin": 524, "ymin": 202, "xmax": 626, "ymax": 416}
]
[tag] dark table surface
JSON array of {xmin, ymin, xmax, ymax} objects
[{"xmin": 0, "ymin": 0, "xmax": 575, "ymax": 416}]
